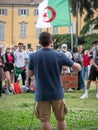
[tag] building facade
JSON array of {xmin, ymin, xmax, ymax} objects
[{"xmin": 0, "ymin": 0, "xmax": 98, "ymax": 50}]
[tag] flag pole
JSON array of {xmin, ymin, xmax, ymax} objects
[
  {"xmin": 47, "ymin": 28, "xmax": 49, "ymax": 32},
  {"xmin": 71, "ymin": 31, "xmax": 73, "ymax": 52},
  {"xmin": 70, "ymin": 23, "xmax": 73, "ymax": 52},
  {"xmin": 75, "ymin": 0, "xmax": 78, "ymax": 46}
]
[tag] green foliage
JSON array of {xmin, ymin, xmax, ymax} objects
[
  {"xmin": 79, "ymin": 33, "xmax": 98, "ymax": 50},
  {"xmin": 70, "ymin": 0, "xmax": 98, "ymax": 35},
  {"xmin": 69, "ymin": 0, "xmax": 96, "ymax": 21},
  {"xmin": 52, "ymin": 33, "xmax": 98, "ymax": 51},
  {"xmin": 52, "ymin": 34, "xmax": 76, "ymax": 50},
  {"xmin": 80, "ymin": 17, "xmax": 98, "ymax": 35}
]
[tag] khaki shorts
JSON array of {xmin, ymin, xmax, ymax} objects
[{"xmin": 35, "ymin": 99, "xmax": 68, "ymax": 122}]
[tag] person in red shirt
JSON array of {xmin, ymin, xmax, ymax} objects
[
  {"xmin": 82, "ymin": 50, "xmax": 90, "ymax": 80},
  {"xmin": 4, "ymin": 47, "xmax": 14, "ymax": 94}
]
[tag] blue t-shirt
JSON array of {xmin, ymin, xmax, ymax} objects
[{"xmin": 28, "ymin": 48, "xmax": 74, "ymax": 101}]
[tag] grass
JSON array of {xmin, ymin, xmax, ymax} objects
[{"xmin": 0, "ymin": 84, "xmax": 98, "ymax": 130}]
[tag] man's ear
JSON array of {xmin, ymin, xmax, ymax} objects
[
  {"xmin": 39, "ymin": 41, "xmax": 41, "ymax": 45},
  {"xmin": 50, "ymin": 40, "xmax": 53, "ymax": 48},
  {"xmin": 50, "ymin": 39, "xmax": 53, "ymax": 45}
]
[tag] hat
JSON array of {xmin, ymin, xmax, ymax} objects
[{"xmin": 61, "ymin": 44, "xmax": 67, "ymax": 48}]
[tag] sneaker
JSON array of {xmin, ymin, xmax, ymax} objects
[
  {"xmin": 10, "ymin": 84, "xmax": 15, "ymax": 94},
  {"xmin": 67, "ymin": 88, "xmax": 73, "ymax": 92},
  {"xmin": 96, "ymin": 93, "xmax": 98, "ymax": 99},
  {"xmin": 5, "ymin": 90, "xmax": 12, "ymax": 95},
  {"xmin": 80, "ymin": 94, "xmax": 88, "ymax": 99},
  {"xmin": 17, "ymin": 74, "xmax": 22, "ymax": 80},
  {"xmin": 22, "ymin": 85, "xmax": 25, "ymax": 88},
  {"xmin": 10, "ymin": 84, "xmax": 14, "ymax": 91}
]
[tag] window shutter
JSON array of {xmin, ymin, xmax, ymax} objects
[
  {"xmin": 34, "ymin": 9, "xmax": 36, "ymax": 16},
  {"xmin": 27, "ymin": 9, "xmax": 29, "ymax": 16},
  {"xmin": 5, "ymin": 8, "xmax": 7, "ymax": 16},
  {"xmin": 0, "ymin": 22, "xmax": 4, "ymax": 41},
  {"xmin": 18, "ymin": 9, "xmax": 20, "ymax": 16}
]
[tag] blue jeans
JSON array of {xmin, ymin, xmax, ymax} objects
[
  {"xmin": 78, "ymin": 70, "xmax": 85, "ymax": 90},
  {"xmin": 83, "ymin": 66, "xmax": 88, "ymax": 80}
]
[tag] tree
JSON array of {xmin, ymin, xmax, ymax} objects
[
  {"xmin": 70, "ymin": 0, "xmax": 95, "ymax": 21},
  {"xmin": 80, "ymin": 17, "xmax": 98, "ymax": 35},
  {"xmin": 52, "ymin": 34, "xmax": 76, "ymax": 50},
  {"xmin": 70, "ymin": 0, "xmax": 98, "ymax": 35}
]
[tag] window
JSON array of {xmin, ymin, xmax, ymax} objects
[
  {"xmin": 53, "ymin": 27, "xmax": 58, "ymax": 34},
  {"xmin": 18, "ymin": 9, "xmax": 29, "ymax": 16},
  {"xmin": 36, "ymin": 28, "xmax": 42, "ymax": 38},
  {"xmin": 0, "ymin": 22, "xmax": 4, "ymax": 41},
  {"xmin": 0, "ymin": 8, "xmax": 7, "ymax": 16},
  {"xmin": 34, "ymin": 9, "xmax": 38, "ymax": 16},
  {"xmin": 20, "ymin": 22, "xmax": 27, "ymax": 38},
  {"xmin": 36, "ymin": 45, "xmax": 41, "ymax": 51}
]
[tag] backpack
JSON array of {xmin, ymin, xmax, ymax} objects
[
  {"xmin": 13, "ymin": 83, "xmax": 22, "ymax": 94},
  {"xmin": 95, "ymin": 47, "xmax": 98, "ymax": 65}
]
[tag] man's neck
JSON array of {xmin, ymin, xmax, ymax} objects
[{"xmin": 42, "ymin": 45, "xmax": 52, "ymax": 49}]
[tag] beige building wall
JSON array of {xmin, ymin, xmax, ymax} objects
[
  {"xmin": 0, "ymin": 5, "xmax": 98, "ymax": 50},
  {"xmin": 0, "ymin": 6, "xmax": 12, "ymax": 47}
]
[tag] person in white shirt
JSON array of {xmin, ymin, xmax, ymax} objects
[
  {"xmin": 14, "ymin": 43, "xmax": 28, "ymax": 86},
  {"xmin": 61, "ymin": 44, "xmax": 73, "ymax": 91},
  {"xmin": 61, "ymin": 44, "xmax": 72, "ymax": 73}
]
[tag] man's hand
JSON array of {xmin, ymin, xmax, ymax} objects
[
  {"xmin": 91, "ymin": 59, "xmax": 98, "ymax": 69},
  {"xmin": 62, "ymin": 66, "xmax": 68, "ymax": 71},
  {"xmin": 72, "ymin": 62, "xmax": 82, "ymax": 72},
  {"xmin": 0, "ymin": 62, "xmax": 3, "ymax": 66},
  {"xmin": 28, "ymin": 70, "xmax": 34, "ymax": 77},
  {"xmin": 96, "ymin": 66, "xmax": 98, "ymax": 71}
]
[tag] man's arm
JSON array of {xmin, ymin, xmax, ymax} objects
[
  {"xmin": 71, "ymin": 62, "xmax": 82, "ymax": 72},
  {"xmin": 28, "ymin": 70, "xmax": 34, "ymax": 78},
  {"xmin": 91, "ymin": 59, "xmax": 98, "ymax": 71}
]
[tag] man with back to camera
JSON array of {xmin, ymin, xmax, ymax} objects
[
  {"xmin": 80, "ymin": 40, "xmax": 98, "ymax": 99},
  {"xmin": 28, "ymin": 32, "xmax": 81, "ymax": 130}
]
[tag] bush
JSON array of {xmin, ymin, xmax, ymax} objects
[{"xmin": 52, "ymin": 33, "xmax": 98, "ymax": 51}]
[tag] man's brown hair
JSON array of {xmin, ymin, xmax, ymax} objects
[{"xmin": 39, "ymin": 32, "xmax": 52, "ymax": 47}]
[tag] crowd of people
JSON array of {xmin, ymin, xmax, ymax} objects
[
  {"xmin": 0, "ymin": 37, "xmax": 98, "ymax": 98},
  {"xmin": 60, "ymin": 41, "xmax": 98, "ymax": 99},
  {"xmin": 0, "ymin": 43, "xmax": 34, "ymax": 97},
  {"xmin": 0, "ymin": 32, "xmax": 98, "ymax": 130}
]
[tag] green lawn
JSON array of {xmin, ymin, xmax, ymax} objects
[{"xmin": 0, "ymin": 84, "xmax": 98, "ymax": 130}]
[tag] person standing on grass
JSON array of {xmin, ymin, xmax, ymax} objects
[
  {"xmin": 60, "ymin": 44, "xmax": 73, "ymax": 92},
  {"xmin": 4, "ymin": 46, "xmax": 14, "ymax": 94},
  {"xmin": 82, "ymin": 50, "xmax": 90, "ymax": 80},
  {"xmin": 72, "ymin": 47, "xmax": 85, "ymax": 90},
  {"xmin": 80, "ymin": 40, "xmax": 98, "ymax": 99},
  {"xmin": 14, "ymin": 43, "xmax": 28, "ymax": 87},
  {"xmin": 0, "ymin": 46, "xmax": 5, "ymax": 98},
  {"xmin": 28, "ymin": 32, "xmax": 81, "ymax": 130}
]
